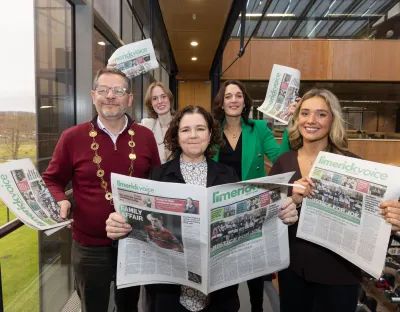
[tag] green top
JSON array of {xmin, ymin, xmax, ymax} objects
[{"xmin": 213, "ymin": 119, "xmax": 290, "ymax": 181}]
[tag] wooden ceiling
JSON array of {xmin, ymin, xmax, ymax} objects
[{"xmin": 158, "ymin": 0, "xmax": 232, "ymax": 80}]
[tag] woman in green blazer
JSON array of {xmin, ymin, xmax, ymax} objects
[{"xmin": 212, "ymin": 80, "xmax": 294, "ymax": 312}]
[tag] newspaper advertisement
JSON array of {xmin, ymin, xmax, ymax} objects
[
  {"xmin": 0, "ymin": 159, "xmax": 71, "ymax": 233},
  {"xmin": 257, "ymin": 64, "xmax": 300, "ymax": 125},
  {"xmin": 108, "ymin": 38, "xmax": 159, "ymax": 79},
  {"xmin": 297, "ymin": 152, "xmax": 400, "ymax": 278},
  {"xmin": 112, "ymin": 172, "xmax": 295, "ymax": 294}
]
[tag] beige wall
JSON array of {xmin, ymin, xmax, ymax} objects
[
  {"xmin": 178, "ymin": 80, "xmax": 211, "ymax": 111},
  {"xmin": 222, "ymin": 39, "xmax": 400, "ymax": 81}
]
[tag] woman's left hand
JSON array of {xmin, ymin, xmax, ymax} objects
[
  {"xmin": 278, "ymin": 197, "xmax": 299, "ymax": 225},
  {"xmin": 380, "ymin": 200, "xmax": 400, "ymax": 231}
]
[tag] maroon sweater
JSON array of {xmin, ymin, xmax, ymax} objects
[{"xmin": 42, "ymin": 115, "xmax": 161, "ymax": 246}]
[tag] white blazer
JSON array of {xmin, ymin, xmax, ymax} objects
[{"xmin": 141, "ymin": 118, "xmax": 168, "ymax": 164}]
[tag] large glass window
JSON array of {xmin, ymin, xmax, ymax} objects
[
  {"xmin": 241, "ymin": 80, "xmax": 400, "ymax": 140},
  {"xmin": 231, "ymin": 0, "xmax": 399, "ymax": 40}
]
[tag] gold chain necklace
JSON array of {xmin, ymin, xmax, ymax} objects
[
  {"xmin": 89, "ymin": 122, "xmax": 136, "ymax": 203},
  {"xmin": 225, "ymin": 126, "xmax": 241, "ymax": 139}
]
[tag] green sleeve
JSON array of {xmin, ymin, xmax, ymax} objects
[
  {"xmin": 260, "ymin": 122, "xmax": 281, "ymax": 164},
  {"xmin": 279, "ymin": 128, "xmax": 291, "ymax": 154}
]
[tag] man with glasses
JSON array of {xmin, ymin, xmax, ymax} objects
[{"xmin": 43, "ymin": 68, "xmax": 161, "ymax": 312}]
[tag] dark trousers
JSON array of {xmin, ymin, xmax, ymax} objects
[
  {"xmin": 146, "ymin": 284, "xmax": 240, "ymax": 312},
  {"xmin": 72, "ymin": 240, "xmax": 140, "ymax": 312},
  {"xmin": 246, "ymin": 277, "xmax": 264, "ymax": 312},
  {"xmin": 279, "ymin": 268, "xmax": 359, "ymax": 312}
]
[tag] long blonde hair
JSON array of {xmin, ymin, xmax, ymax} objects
[{"xmin": 288, "ymin": 88, "xmax": 348, "ymax": 154}]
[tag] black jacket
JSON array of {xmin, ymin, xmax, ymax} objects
[
  {"xmin": 149, "ymin": 156, "xmax": 240, "ymax": 186},
  {"xmin": 146, "ymin": 156, "xmax": 240, "ymax": 312}
]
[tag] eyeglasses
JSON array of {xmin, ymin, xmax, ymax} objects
[{"xmin": 96, "ymin": 85, "xmax": 128, "ymax": 97}]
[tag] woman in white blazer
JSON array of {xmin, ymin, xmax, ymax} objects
[{"xmin": 141, "ymin": 82, "xmax": 174, "ymax": 164}]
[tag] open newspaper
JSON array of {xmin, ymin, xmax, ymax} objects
[
  {"xmin": 297, "ymin": 152, "xmax": 400, "ymax": 278},
  {"xmin": 111, "ymin": 172, "xmax": 296, "ymax": 294},
  {"xmin": 108, "ymin": 38, "xmax": 159, "ymax": 79},
  {"xmin": 0, "ymin": 159, "xmax": 71, "ymax": 234},
  {"xmin": 257, "ymin": 64, "xmax": 300, "ymax": 125}
]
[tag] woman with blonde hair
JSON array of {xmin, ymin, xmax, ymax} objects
[
  {"xmin": 141, "ymin": 82, "xmax": 175, "ymax": 163},
  {"xmin": 269, "ymin": 88, "xmax": 400, "ymax": 312}
]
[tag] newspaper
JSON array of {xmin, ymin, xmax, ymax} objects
[
  {"xmin": 0, "ymin": 159, "xmax": 71, "ymax": 234},
  {"xmin": 111, "ymin": 172, "xmax": 296, "ymax": 293},
  {"xmin": 257, "ymin": 64, "xmax": 300, "ymax": 125},
  {"xmin": 297, "ymin": 152, "xmax": 400, "ymax": 278},
  {"xmin": 108, "ymin": 39, "xmax": 159, "ymax": 79}
]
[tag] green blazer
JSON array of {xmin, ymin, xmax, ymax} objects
[{"xmin": 213, "ymin": 119, "xmax": 290, "ymax": 181}]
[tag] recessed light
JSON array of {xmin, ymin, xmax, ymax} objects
[
  {"xmin": 191, "ymin": 57, "xmax": 197, "ymax": 61},
  {"xmin": 98, "ymin": 41, "xmax": 106, "ymax": 46},
  {"xmin": 191, "ymin": 41, "xmax": 198, "ymax": 47}
]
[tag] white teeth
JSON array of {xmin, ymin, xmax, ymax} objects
[{"xmin": 306, "ymin": 128, "xmax": 319, "ymax": 131}]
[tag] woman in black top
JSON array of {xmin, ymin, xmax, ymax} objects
[{"xmin": 270, "ymin": 88, "xmax": 400, "ymax": 312}]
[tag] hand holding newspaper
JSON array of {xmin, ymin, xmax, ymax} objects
[
  {"xmin": 0, "ymin": 159, "xmax": 71, "ymax": 235},
  {"xmin": 297, "ymin": 152, "xmax": 400, "ymax": 278},
  {"xmin": 111, "ymin": 172, "xmax": 299, "ymax": 294},
  {"xmin": 257, "ymin": 64, "xmax": 300, "ymax": 125},
  {"xmin": 107, "ymin": 39, "xmax": 159, "ymax": 78}
]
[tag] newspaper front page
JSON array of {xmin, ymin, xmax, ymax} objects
[
  {"xmin": 0, "ymin": 159, "xmax": 71, "ymax": 233},
  {"xmin": 112, "ymin": 172, "xmax": 295, "ymax": 294},
  {"xmin": 297, "ymin": 152, "xmax": 400, "ymax": 278},
  {"xmin": 257, "ymin": 64, "xmax": 300, "ymax": 125},
  {"xmin": 108, "ymin": 38, "xmax": 159, "ymax": 79}
]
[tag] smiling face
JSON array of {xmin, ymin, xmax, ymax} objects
[
  {"xmin": 151, "ymin": 86, "xmax": 171, "ymax": 116},
  {"xmin": 178, "ymin": 113, "xmax": 210, "ymax": 160},
  {"xmin": 297, "ymin": 96, "xmax": 333, "ymax": 145},
  {"xmin": 91, "ymin": 73, "xmax": 132, "ymax": 120},
  {"xmin": 223, "ymin": 84, "xmax": 245, "ymax": 117}
]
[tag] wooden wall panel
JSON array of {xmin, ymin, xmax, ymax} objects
[
  {"xmin": 370, "ymin": 41, "xmax": 400, "ymax": 81},
  {"xmin": 194, "ymin": 82, "xmax": 211, "ymax": 111},
  {"xmin": 178, "ymin": 81, "xmax": 211, "ymax": 111},
  {"xmin": 178, "ymin": 81, "xmax": 195, "ymax": 110},
  {"xmin": 329, "ymin": 41, "xmax": 372, "ymax": 80},
  {"xmin": 223, "ymin": 39, "xmax": 400, "ymax": 81},
  {"xmin": 290, "ymin": 40, "xmax": 329, "ymax": 80},
  {"xmin": 249, "ymin": 40, "xmax": 291, "ymax": 79},
  {"xmin": 222, "ymin": 40, "xmax": 251, "ymax": 80}
]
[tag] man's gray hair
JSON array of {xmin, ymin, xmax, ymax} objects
[{"xmin": 92, "ymin": 68, "xmax": 131, "ymax": 92}]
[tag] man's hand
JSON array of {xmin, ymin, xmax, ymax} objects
[{"xmin": 58, "ymin": 200, "xmax": 71, "ymax": 219}]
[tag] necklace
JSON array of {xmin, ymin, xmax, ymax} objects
[
  {"xmin": 89, "ymin": 122, "xmax": 136, "ymax": 203},
  {"xmin": 225, "ymin": 126, "xmax": 241, "ymax": 139}
]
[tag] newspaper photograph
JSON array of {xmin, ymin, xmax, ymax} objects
[
  {"xmin": 0, "ymin": 159, "xmax": 71, "ymax": 233},
  {"xmin": 257, "ymin": 64, "xmax": 300, "ymax": 125},
  {"xmin": 107, "ymin": 38, "xmax": 159, "ymax": 79},
  {"xmin": 111, "ymin": 172, "xmax": 295, "ymax": 294},
  {"xmin": 297, "ymin": 152, "xmax": 400, "ymax": 278}
]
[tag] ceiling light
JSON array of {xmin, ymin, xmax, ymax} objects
[
  {"xmin": 98, "ymin": 41, "xmax": 106, "ymax": 46},
  {"xmin": 191, "ymin": 41, "xmax": 198, "ymax": 47},
  {"xmin": 40, "ymin": 106, "xmax": 53, "ymax": 109},
  {"xmin": 191, "ymin": 57, "xmax": 197, "ymax": 61}
]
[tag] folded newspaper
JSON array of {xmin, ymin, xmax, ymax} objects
[
  {"xmin": 108, "ymin": 38, "xmax": 159, "ymax": 79},
  {"xmin": 257, "ymin": 64, "xmax": 300, "ymax": 125},
  {"xmin": 297, "ymin": 152, "xmax": 400, "ymax": 279},
  {"xmin": 0, "ymin": 159, "xmax": 71, "ymax": 235},
  {"xmin": 111, "ymin": 172, "xmax": 296, "ymax": 294}
]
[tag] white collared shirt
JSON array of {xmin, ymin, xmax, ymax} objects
[{"xmin": 97, "ymin": 115, "xmax": 128, "ymax": 144}]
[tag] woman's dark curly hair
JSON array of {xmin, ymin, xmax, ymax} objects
[
  {"xmin": 212, "ymin": 80, "xmax": 254, "ymax": 129},
  {"xmin": 164, "ymin": 105, "xmax": 223, "ymax": 160}
]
